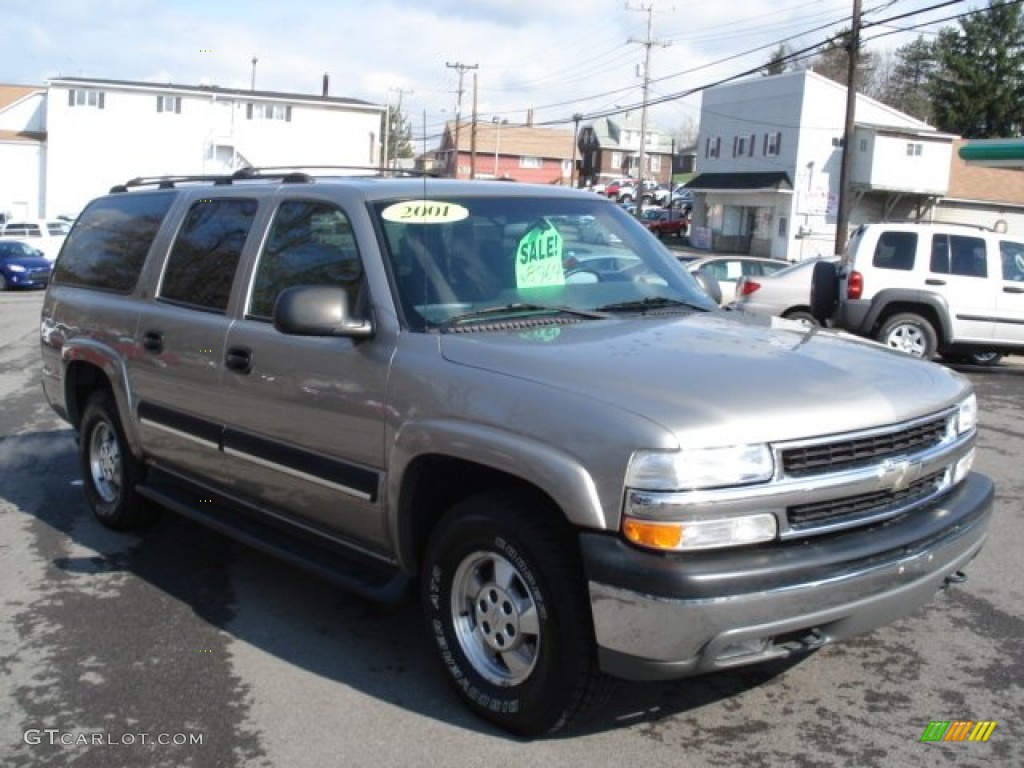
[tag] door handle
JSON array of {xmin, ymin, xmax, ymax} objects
[
  {"xmin": 1004, "ymin": 285, "xmax": 1024, "ymax": 294},
  {"xmin": 924, "ymin": 279, "xmax": 946, "ymax": 286},
  {"xmin": 225, "ymin": 346, "xmax": 253, "ymax": 374},
  {"xmin": 142, "ymin": 330, "xmax": 164, "ymax": 353}
]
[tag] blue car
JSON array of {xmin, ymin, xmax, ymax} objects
[{"xmin": 0, "ymin": 239, "xmax": 53, "ymax": 290}]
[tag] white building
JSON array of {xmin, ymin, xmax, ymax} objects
[
  {"xmin": 0, "ymin": 85, "xmax": 47, "ymax": 223},
  {"xmin": 688, "ymin": 70, "xmax": 957, "ymax": 261},
  {"xmin": 2, "ymin": 77, "xmax": 384, "ymax": 220}
]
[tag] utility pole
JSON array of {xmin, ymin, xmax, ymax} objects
[
  {"xmin": 445, "ymin": 61, "xmax": 478, "ymax": 178},
  {"xmin": 627, "ymin": 2, "xmax": 670, "ymax": 205},
  {"xmin": 470, "ymin": 72, "xmax": 479, "ymax": 179},
  {"xmin": 834, "ymin": 0, "xmax": 862, "ymax": 256}
]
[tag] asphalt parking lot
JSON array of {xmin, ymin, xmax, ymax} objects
[{"xmin": 1, "ymin": 289, "xmax": 1021, "ymax": 768}]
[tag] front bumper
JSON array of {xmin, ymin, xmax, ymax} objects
[{"xmin": 582, "ymin": 472, "xmax": 992, "ymax": 681}]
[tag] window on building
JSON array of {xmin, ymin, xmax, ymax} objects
[
  {"xmin": 764, "ymin": 131, "xmax": 782, "ymax": 156},
  {"xmin": 734, "ymin": 136, "xmax": 747, "ymax": 157},
  {"xmin": 519, "ymin": 156, "xmax": 542, "ymax": 169},
  {"xmin": 561, "ymin": 159, "xmax": 572, "ymax": 174},
  {"xmin": 611, "ymin": 151, "xmax": 622, "ymax": 167},
  {"xmin": 156, "ymin": 95, "xmax": 182, "ymax": 114},
  {"xmin": 649, "ymin": 155, "xmax": 661, "ymax": 173},
  {"xmin": 906, "ymin": 143, "xmax": 923, "ymax": 157},
  {"xmin": 705, "ymin": 136, "xmax": 720, "ymax": 159},
  {"xmin": 860, "ymin": 139, "xmax": 868, "ymax": 151},
  {"xmin": 68, "ymin": 89, "xmax": 105, "ymax": 109},
  {"xmin": 246, "ymin": 103, "xmax": 292, "ymax": 121},
  {"xmin": 749, "ymin": 134, "xmax": 756, "ymax": 157}
]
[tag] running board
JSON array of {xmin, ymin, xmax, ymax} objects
[{"xmin": 136, "ymin": 475, "xmax": 410, "ymax": 604}]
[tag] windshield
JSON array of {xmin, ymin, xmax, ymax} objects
[{"xmin": 371, "ymin": 195, "xmax": 715, "ymax": 331}]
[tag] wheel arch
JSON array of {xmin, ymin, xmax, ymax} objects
[
  {"xmin": 866, "ymin": 291, "xmax": 952, "ymax": 343},
  {"xmin": 62, "ymin": 345, "xmax": 143, "ymax": 459},
  {"xmin": 389, "ymin": 422, "xmax": 608, "ymax": 575}
]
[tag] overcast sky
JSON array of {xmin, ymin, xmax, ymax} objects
[{"xmin": 2, "ymin": 0, "xmax": 969, "ymax": 144}]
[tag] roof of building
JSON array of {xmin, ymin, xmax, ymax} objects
[
  {"xmin": 947, "ymin": 138, "xmax": 1024, "ymax": 205},
  {"xmin": 0, "ymin": 84, "xmax": 44, "ymax": 111},
  {"xmin": 47, "ymin": 76, "xmax": 378, "ymax": 109},
  {"xmin": 584, "ymin": 114, "xmax": 673, "ymax": 153},
  {"xmin": 446, "ymin": 121, "xmax": 576, "ymax": 159}
]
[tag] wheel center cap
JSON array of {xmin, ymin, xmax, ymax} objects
[{"xmin": 474, "ymin": 585, "xmax": 520, "ymax": 653}]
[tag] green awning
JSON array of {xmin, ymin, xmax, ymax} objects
[{"xmin": 958, "ymin": 140, "xmax": 1024, "ymax": 168}]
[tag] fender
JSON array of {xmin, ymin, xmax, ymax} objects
[
  {"xmin": 865, "ymin": 289, "xmax": 953, "ymax": 343},
  {"xmin": 61, "ymin": 336, "xmax": 144, "ymax": 459},
  {"xmin": 388, "ymin": 418, "xmax": 610, "ymax": 556}
]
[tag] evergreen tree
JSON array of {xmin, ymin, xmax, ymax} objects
[
  {"xmin": 930, "ymin": 1, "xmax": 1024, "ymax": 137},
  {"xmin": 762, "ymin": 44, "xmax": 792, "ymax": 76},
  {"xmin": 381, "ymin": 105, "xmax": 414, "ymax": 167}
]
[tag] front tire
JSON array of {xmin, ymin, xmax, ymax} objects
[
  {"xmin": 79, "ymin": 391, "xmax": 155, "ymax": 530},
  {"xmin": 877, "ymin": 313, "xmax": 938, "ymax": 360},
  {"xmin": 422, "ymin": 491, "xmax": 604, "ymax": 737}
]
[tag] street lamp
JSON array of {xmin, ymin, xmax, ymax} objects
[{"xmin": 571, "ymin": 113, "xmax": 583, "ymax": 188}]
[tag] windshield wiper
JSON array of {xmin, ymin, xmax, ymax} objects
[
  {"xmin": 439, "ymin": 303, "xmax": 610, "ymax": 329},
  {"xmin": 595, "ymin": 296, "xmax": 710, "ymax": 313}
]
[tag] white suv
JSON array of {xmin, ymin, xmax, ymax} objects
[{"xmin": 817, "ymin": 221, "xmax": 1024, "ymax": 365}]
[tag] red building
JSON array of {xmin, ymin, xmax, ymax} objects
[{"xmin": 435, "ymin": 120, "xmax": 578, "ymax": 184}]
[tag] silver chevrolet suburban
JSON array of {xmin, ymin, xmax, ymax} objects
[{"xmin": 40, "ymin": 170, "xmax": 993, "ymax": 736}]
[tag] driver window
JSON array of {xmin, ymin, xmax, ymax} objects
[{"xmin": 248, "ymin": 200, "xmax": 363, "ymax": 320}]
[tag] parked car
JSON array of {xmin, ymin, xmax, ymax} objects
[
  {"xmin": 812, "ymin": 221, "xmax": 1024, "ymax": 365},
  {"xmin": 733, "ymin": 256, "xmax": 839, "ymax": 324},
  {"xmin": 0, "ymin": 239, "xmax": 53, "ymax": 290},
  {"xmin": 641, "ymin": 207, "xmax": 688, "ymax": 239},
  {"xmin": 602, "ymin": 178, "xmax": 635, "ymax": 200},
  {"xmin": 0, "ymin": 218, "xmax": 71, "ymax": 262},
  {"xmin": 41, "ymin": 170, "xmax": 991, "ymax": 737},
  {"xmin": 685, "ymin": 255, "xmax": 788, "ymax": 304}
]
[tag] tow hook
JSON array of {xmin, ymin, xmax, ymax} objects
[{"xmin": 943, "ymin": 570, "xmax": 968, "ymax": 589}]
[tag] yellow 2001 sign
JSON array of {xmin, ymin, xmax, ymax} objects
[{"xmin": 381, "ymin": 200, "xmax": 469, "ymax": 224}]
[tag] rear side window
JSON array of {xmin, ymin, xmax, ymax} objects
[
  {"xmin": 52, "ymin": 192, "xmax": 175, "ymax": 293},
  {"xmin": 931, "ymin": 234, "xmax": 987, "ymax": 278},
  {"xmin": 872, "ymin": 232, "xmax": 917, "ymax": 271},
  {"xmin": 160, "ymin": 198, "xmax": 259, "ymax": 312}
]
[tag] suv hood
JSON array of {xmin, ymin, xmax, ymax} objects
[{"xmin": 439, "ymin": 313, "xmax": 969, "ymax": 447}]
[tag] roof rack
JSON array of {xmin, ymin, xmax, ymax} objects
[{"xmin": 109, "ymin": 165, "xmax": 439, "ymax": 193}]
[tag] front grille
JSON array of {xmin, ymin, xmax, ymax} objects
[
  {"xmin": 781, "ymin": 415, "xmax": 947, "ymax": 477},
  {"xmin": 787, "ymin": 470, "xmax": 946, "ymax": 531}
]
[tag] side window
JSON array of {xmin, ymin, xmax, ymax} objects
[
  {"xmin": 948, "ymin": 235, "xmax": 987, "ymax": 278},
  {"xmin": 1000, "ymin": 240, "xmax": 1024, "ymax": 281},
  {"xmin": 51, "ymin": 192, "xmax": 176, "ymax": 293},
  {"xmin": 872, "ymin": 231, "xmax": 917, "ymax": 271},
  {"xmin": 248, "ymin": 200, "xmax": 363, "ymax": 320},
  {"xmin": 160, "ymin": 198, "xmax": 258, "ymax": 312}
]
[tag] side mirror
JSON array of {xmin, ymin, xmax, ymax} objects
[
  {"xmin": 809, "ymin": 260, "xmax": 840, "ymax": 324},
  {"xmin": 273, "ymin": 285, "xmax": 373, "ymax": 338}
]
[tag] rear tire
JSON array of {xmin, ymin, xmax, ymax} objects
[
  {"xmin": 422, "ymin": 491, "xmax": 605, "ymax": 737},
  {"xmin": 877, "ymin": 313, "xmax": 938, "ymax": 360},
  {"xmin": 79, "ymin": 391, "xmax": 156, "ymax": 530},
  {"xmin": 783, "ymin": 309, "xmax": 820, "ymax": 326}
]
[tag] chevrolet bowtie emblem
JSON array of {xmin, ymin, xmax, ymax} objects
[{"xmin": 880, "ymin": 458, "xmax": 924, "ymax": 492}]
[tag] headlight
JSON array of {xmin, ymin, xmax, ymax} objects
[
  {"xmin": 626, "ymin": 444, "xmax": 774, "ymax": 491},
  {"xmin": 7, "ymin": 264, "xmax": 26, "ymax": 273},
  {"xmin": 956, "ymin": 393, "xmax": 978, "ymax": 435}
]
